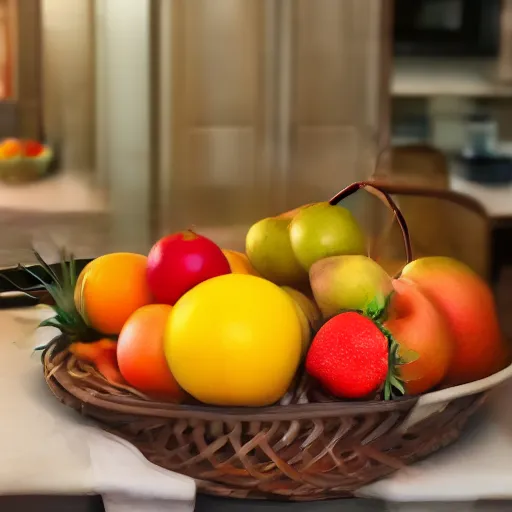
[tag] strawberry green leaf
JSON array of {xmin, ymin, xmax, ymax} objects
[
  {"xmin": 375, "ymin": 322, "xmax": 408, "ymax": 400},
  {"xmin": 379, "ymin": 291, "xmax": 395, "ymax": 322},
  {"xmin": 365, "ymin": 296, "xmax": 385, "ymax": 321},
  {"xmin": 366, "ymin": 291, "xmax": 395, "ymax": 322},
  {"xmin": 398, "ymin": 346, "xmax": 420, "ymax": 365},
  {"xmin": 33, "ymin": 250, "xmax": 61, "ymax": 289}
]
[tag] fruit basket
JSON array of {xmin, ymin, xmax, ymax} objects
[
  {"xmin": 0, "ymin": 138, "xmax": 53, "ymax": 183},
  {"xmin": 7, "ymin": 181, "xmax": 512, "ymax": 501}
]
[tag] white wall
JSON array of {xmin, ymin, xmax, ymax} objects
[{"xmin": 95, "ymin": 0, "xmax": 152, "ymax": 252}]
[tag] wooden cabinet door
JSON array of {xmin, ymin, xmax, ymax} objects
[{"xmin": 156, "ymin": 0, "xmax": 392, "ymax": 239}]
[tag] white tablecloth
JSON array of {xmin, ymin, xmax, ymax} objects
[{"xmin": 2, "ymin": 306, "xmax": 512, "ymax": 511}]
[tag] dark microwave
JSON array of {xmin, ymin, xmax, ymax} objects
[{"xmin": 393, "ymin": 0, "xmax": 501, "ymax": 57}]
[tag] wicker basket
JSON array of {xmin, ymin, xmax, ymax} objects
[
  {"xmin": 39, "ymin": 182, "xmax": 512, "ymax": 501},
  {"xmin": 0, "ymin": 147, "xmax": 53, "ymax": 184}
]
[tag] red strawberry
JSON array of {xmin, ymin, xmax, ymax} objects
[{"xmin": 305, "ymin": 311, "xmax": 406, "ymax": 400}]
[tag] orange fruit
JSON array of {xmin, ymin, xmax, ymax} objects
[
  {"xmin": 222, "ymin": 249, "xmax": 260, "ymax": 276},
  {"xmin": 75, "ymin": 253, "xmax": 153, "ymax": 335},
  {"xmin": 0, "ymin": 138, "xmax": 22, "ymax": 158},
  {"xmin": 117, "ymin": 304, "xmax": 183, "ymax": 401}
]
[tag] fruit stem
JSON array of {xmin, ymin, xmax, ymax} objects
[{"xmin": 183, "ymin": 227, "xmax": 199, "ymax": 240}]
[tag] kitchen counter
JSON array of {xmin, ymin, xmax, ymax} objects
[
  {"xmin": 392, "ymin": 58, "xmax": 512, "ymax": 98},
  {"xmin": 0, "ymin": 170, "xmax": 106, "ymax": 213}
]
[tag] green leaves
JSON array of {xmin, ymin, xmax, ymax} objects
[
  {"xmin": 398, "ymin": 346, "xmax": 420, "ymax": 365},
  {"xmin": 384, "ymin": 337, "xmax": 405, "ymax": 400},
  {"xmin": 374, "ymin": 321, "xmax": 419, "ymax": 401},
  {"xmin": 366, "ymin": 292, "xmax": 394, "ymax": 323},
  {"xmin": 19, "ymin": 249, "xmax": 99, "ymax": 351},
  {"xmin": 366, "ymin": 291, "xmax": 422, "ymax": 400}
]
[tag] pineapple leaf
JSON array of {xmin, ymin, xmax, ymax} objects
[
  {"xmin": 33, "ymin": 249, "xmax": 61, "ymax": 289},
  {"xmin": 69, "ymin": 254, "xmax": 77, "ymax": 289},
  {"xmin": 59, "ymin": 249, "xmax": 70, "ymax": 291},
  {"xmin": 19, "ymin": 249, "xmax": 100, "ymax": 347},
  {"xmin": 39, "ymin": 316, "xmax": 75, "ymax": 334},
  {"xmin": 40, "ymin": 334, "xmax": 74, "ymax": 360},
  {"xmin": 17, "ymin": 264, "xmax": 50, "ymax": 289},
  {"xmin": 0, "ymin": 272, "xmax": 42, "ymax": 295},
  {"xmin": 33, "ymin": 333, "xmax": 63, "ymax": 354}
]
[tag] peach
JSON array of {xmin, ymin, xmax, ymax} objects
[
  {"xmin": 385, "ymin": 278, "xmax": 454, "ymax": 395},
  {"xmin": 400, "ymin": 257, "xmax": 511, "ymax": 386}
]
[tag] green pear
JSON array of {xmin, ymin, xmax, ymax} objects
[
  {"xmin": 310, "ymin": 255, "xmax": 393, "ymax": 318},
  {"xmin": 246, "ymin": 217, "xmax": 307, "ymax": 285},
  {"xmin": 289, "ymin": 202, "xmax": 366, "ymax": 271}
]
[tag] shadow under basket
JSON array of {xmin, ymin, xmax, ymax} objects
[{"xmin": 39, "ymin": 181, "xmax": 511, "ymax": 501}]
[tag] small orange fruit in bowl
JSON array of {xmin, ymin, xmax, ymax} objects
[
  {"xmin": 74, "ymin": 252, "xmax": 153, "ymax": 335},
  {"xmin": 222, "ymin": 249, "xmax": 260, "ymax": 276},
  {"xmin": 0, "ymin": 138, "xmax": 23, "ymax": 159}
]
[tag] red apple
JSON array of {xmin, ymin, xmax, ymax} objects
[
  {"xmin": 385, "ymin": 278, "xmax": 454, "ymax": 395},
  {"xmin": 147, "ymin": 230, "xmax": 231, "ymax": 305}
]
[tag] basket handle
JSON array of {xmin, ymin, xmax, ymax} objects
[{"xmin": 329, "ymin": 181, "xmax": 412, "ymax": 265}]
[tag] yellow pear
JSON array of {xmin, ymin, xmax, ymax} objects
[
  {"xmin": 246, "ymin": 217, "xmax": 307, "ymax": 286},
  {"xmin": 277, "ymin": 203, "xmax": 317, "ymax": 220},
  {"xmin": 282, "ymin": 286, "xmax": 322, "ymax": 357}
]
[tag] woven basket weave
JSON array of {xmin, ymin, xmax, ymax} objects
[
  {"xmin": 39, "ymin": 181, "xmax": 512, "ymax": 501},
  {"xmin": 44, "ymin": 344, "xmax": 493, "ymax": 501}
]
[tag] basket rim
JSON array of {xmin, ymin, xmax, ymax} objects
[
  {"xmin": 47, "ymin": 349, "xmax": 420, "ymax": 421},
  {"xmin": 46, "ymin": 338, "xmax": 512, "ymax": 422}
]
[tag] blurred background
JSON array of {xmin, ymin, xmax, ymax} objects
[{"xmin": 1, "ymin": 0, "xmax": 512, "ymax": 307}]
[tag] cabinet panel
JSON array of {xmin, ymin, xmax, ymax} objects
[
  {"xmin": 183, "ymin": 0, "xmax": 261, "ymax": 127},
  {"xmin": 289, "ymin": 0, "xmax": 385, "ymax": 199},
  {"xmin": 168, "ymin": 0, "xmax": 270, "ymax": 229},
  {"xmin": 158, "ymin": 0, "xmax": 390, "ymax": 238}
]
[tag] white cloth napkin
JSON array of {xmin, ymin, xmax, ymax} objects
[
  {"xmin": 359, "ymin": 379, "xmax": 512, "ymax": 503},
  {"xmin": 0, "ymin": 307, "xmax": 196, "ymax": 512}
]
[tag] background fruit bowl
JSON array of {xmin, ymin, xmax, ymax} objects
[
  {"xmin": 43, "ymin": 342, "xmax": 512, "ymax": 501},
  {"xmin": 0, "ymin": 138, "xmax": 53, "ymax": 183}
]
